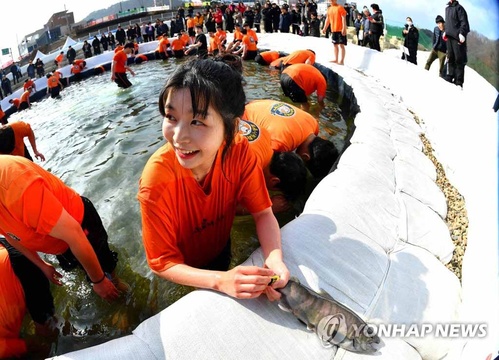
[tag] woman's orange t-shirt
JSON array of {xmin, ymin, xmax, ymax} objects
[{"xmin": 138, "ymin": 135, "xmax": 271, "ymax": 272}]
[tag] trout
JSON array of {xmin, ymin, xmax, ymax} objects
[{"xmin": 277, "ymin": 278, "xmax": 380, "ymax": 354}]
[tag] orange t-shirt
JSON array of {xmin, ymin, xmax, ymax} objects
[
  {"xmin": 186, "ymin": 18, "xmax": 196, "ymax": 29},
  {"xmin": 156, "ymin": 37, "xmax": 170, "ymax": 53},
  {"xmin": 0, "ymin": 247, "xmax": 27, "ymax": 358},
  {"xmin": 270, "ymin": 50, "xmax": 315, "ymax": 68},
  {"xmin": 209, "ymin": 35, "xmax": 221, "ymax": 53},
  {"xmin": 234, "ymin": 29, "xmax": 243, "ymax": 41},
  {"xmin": 0, "ymin": 155, "xmax": 84, "ymax": 255},
  {"xmin": 114, "ymin": 45, "xmax": 124, "ymax": 53},
  {"xmin": 244, "ymin": 100, "xmax": 319, "ymax": 152},
  {"xmin": 327, "ymin": 4, "xmax": 347, "ymax": 32},
  {"xmin": 20, "ymin": 91, "xmax": 30, "ymax": 104},
  {"xmin": 138, "ymin": 135, "xmax": 271, "ymax": 272},
  {"xmin": 113, "ymin": 50, "xmax": 128, "ymax": 73},
  {"xmin": 10, "ymin": 99, "xmax": 20, "ymax": 109},
  {"xmin": 195, "ymin": 15, "xmax": 204, "ymax": 26},
  {"xmin": 238, "ymin": 119, "xmax": 273, "ymax": 169},
  {"xmin": 246, "ymin": 29, "xmax": 258, "ymax": 43},
  {"xmin": 70, "ymin": 64, "xmax": 81, "ymax": 74},
  {"xmin": 282, "ymin": 63, "xmax": 327, "ymax": 98},
  {"xmin": 260, "ymin": 51, "xmax": 281, "ymax": 64},
  {"xmin": 242, "ymin": 34, "xmax": 258, "ymax": 51},
  {"xmin": 215, "ymin": 29, "xmax": 227, "ymax": 42},
  {"xmin": 23, "ymin": 79, "xmax": 34, "ymax": 91},
  {"xmin": 181, "ymin": 33, "xmax": 190, "ymax": 45},
  {"xmin": 73, "ymin": 59, "xmax": 85, "ymax": 68},
  {"xmin": 7, "ymin": 121, "xmax": 31, "ymax": 157},
  {"xmin": 47, "ymin": 74, "xmax": 60, "ymax": 88},
  {"xmin": 55, "ymin": 53, "xmax": 64, "ymax": 63},
  {"xmin": 171, "ymin": 39, "xmax": 185, "ymax": 51}
]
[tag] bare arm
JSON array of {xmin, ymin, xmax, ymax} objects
[
  {"xmin": 49, "ymin": 208, "xmax": 119, "ymax": 300},
  {"xmin": 26, "ymin": 127, "xmax": 45, "ymax": 161}
]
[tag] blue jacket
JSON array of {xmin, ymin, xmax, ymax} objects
[{"xmin": 432, "ymin": 26, "xmax": 447, "ymax": 52}]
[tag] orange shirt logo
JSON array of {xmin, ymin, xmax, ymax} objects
[
  {"xmin": 239, "ymin": 119, "xmax": 260, "ymax": 142},
  {"xmin": 270, "ymin": 102, "xmax": 296, "ymax": 117}
]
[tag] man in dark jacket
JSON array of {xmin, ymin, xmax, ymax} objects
[
  {"xmin": 279, "ymin": 6, "xmax": 292, "ymax": 33},
  {"xmin": 92, "ymin": 36, "xmax": 101, "ymax": 55},
  {"xmin": 66, "ymin": 46, "xmax": 76, "ymax": 64},
  {"xmin": 425, "ymin": 15, "xmax": 447, "ymax": 77},
  {"xmin": 115, "ymin": 25, "xmax": 127, "ymax": 45},
  {"xmin": 444, "ymin": 0, "xmax": 469, "ymax": 88},
  {"xmin": 369, "ymin": 3, "xmax": 384, "ymax": 51}
]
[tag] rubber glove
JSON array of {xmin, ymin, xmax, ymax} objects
[{"xmin": 459, "ymin": 34, "xmax": 465, "ymax": 43}]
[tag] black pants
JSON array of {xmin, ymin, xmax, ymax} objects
[
  {"xmin": 114, "ymin": 72, "xmax": 132, "ymax": 89},
  {"xmin": 56, "ymin": 197, "xmax": 118, "ymax": 276},
  {"xmin": 446, "ymin": 37, "xmax": 467, "ymax": 86},
  {"xmin": 370, "ymin": 33, "xmax": 381, "ymax": 51},
  {"xmin": 0, "ymin": 239, "xmax": 54, "ymax": 324}
]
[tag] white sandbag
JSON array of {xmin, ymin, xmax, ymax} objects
[
  {"xmin": 401, "ymin": 193, "xmax": 454, "ymax": 263},
  {"xmin": 396, "ymin": 145, "xmax": 436, "ymax": 181},
  {"xmin": 394, "ymin": 157, "xmax": 447, "ymax": 219},
  {"xmin": 391, "ymin": 122, "xmax": 423, "ymax": 151},
  {"xmin": 338, "ymin": 143, "xmax": 396, "ymax": 190},
  {"xmin": 349, "ymin": 126, "xmax": 397, "ymax": 160},
  {"xmin": 49, "ymin": 333, "xmax": 156, "ymax": 360},
  {"xmin": 369, "ymin": 245, "xmax": 462, "ymax": 360}
]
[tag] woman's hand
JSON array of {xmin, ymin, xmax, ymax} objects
[
  {"xmin": 217, "ymin": 266, "xmax": 274, "ymax": 299},
  {"xmin": 264, "ymin": 259, "xmax": 290, "ymax": 302},
  {"xmin": 92, "ymin": 277, "xmax": 120, "ymax": 301}
]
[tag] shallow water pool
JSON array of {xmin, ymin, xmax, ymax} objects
[{"xmin": 12, "ymin": 59, "xmax": 349, "ymax": 355}]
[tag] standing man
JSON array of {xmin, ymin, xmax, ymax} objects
[
  {"xmin": 444, "ymin": 0, "xmax": 469, "ymax": 88},
  {"xmin": 322, "ymin": 0, "xmax": 347, "ymax": 65},
  {"xmin": 115, "ymin": 25, "xmax": 127, "ymax": 45},
  {"xmin": 66, "ymin": 45, "xmax": 76, "ymax": 65},
  {"xmin": 111, "ymin": 43, "xmax": 136, "ymax": 89},
  {"xmin": 368, "ymin": 3, "xmax": 384, "ymax": 51}
]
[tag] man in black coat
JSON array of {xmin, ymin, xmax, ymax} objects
[
  {"xmin": 115, "ymin": 25, "xmax": 127, "ymax": 45},
  {"xmin": 66, "ymin": 46, "xmax": 76, "ymax": 64},
  {"xmin": 444, "ymin": 0, "xmax": 470, "ymax": 88}
]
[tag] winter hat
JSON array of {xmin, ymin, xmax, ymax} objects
[{"xmin": 435, "ymin": 15, "xmax": 445, "ymax": 24}]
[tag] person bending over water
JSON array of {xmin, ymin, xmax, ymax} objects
[{"xmin": 138, "ymin": 59, "xmax": 289, "ymax": 300}]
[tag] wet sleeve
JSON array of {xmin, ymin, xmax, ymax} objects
[
  {"xmin": 316, "ymin": 75, "xmax": 327, "ymax": 98},
  {"xmin": 236, "ymin": 143, "xmax": 272, "ymax": 214},
  {"xmin": 20, "ymin": 179, "xmax": 64, "ymax": 235},
  {"xmin": 138, "ymin": 190, "xmax": 184, "ymax": 273}
]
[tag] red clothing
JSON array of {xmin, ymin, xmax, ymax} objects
[
  {"xmin": 238, "ymin": 119, "xmax": 273, "ymax": 169},
  {"xmin": 113, "ymin": 50, "xmax": 128, "ymax": 73},
  {"xmin": 73, "ymin": 59, "xmax": 85, "ymax": 68},
  {"xmin": 181, "ymin": 33, "xmax": 190, "ymax": 45},
  {"xmin": 138, "ymin": 135, "xmax": 271, "ymax": 272},
  {"xmin": 0, "ymin": 156, "xmax": 84, "ymax": 255},
  {"xmin": 6, "ymin": 121, "xmax": 31, "ymax": 157},
  {"xmin": 0, "ymin": 247, "xmax": 27, "ymax": 358},
  {"xmin": 270, "ymin": 50, "xmax": 315, "ymax": 68},
  {"xmin": 327, "ymin": 4, "xmax": 347, "ymax": 32},
  {"xmin": 244, "ymin": 100, "xmax": 319, "ymax": 152},
  {"xmin": 171, "ymin": 39, "xmax": 185, "ymax": 51},
  {"xmin": 55, "ymin": 53, "xmax": 64, "ymax": 63},
  {"xmin": 156, "ymin": 37, "xmax": 170, "ymax": 53},
  {"xmin": 242, "ymin": 34, "xmax": 258, "ymax": 51},
  {"xmin": 10, "ymin": 99, "xmax": 20, "ymax": 109},
  {"xmin": 20, "ymin": 91, "xmax": 30, "ymax": 104},
  {"xmin": 233, "ymin": 29, "xmax": 243, "ymax": 41},
  {"xmin": 282, "ymin": 63, "xmax": 327, "ymax": 98},
  {"xmin": 23, "ymin": 79, "xmax": 34, "ymax": 91},
  {"xmin": 47, "ymin": 74, "xmax": 60, "ymax": 88},
  {"xmin": 209, "ymin": 35, "xmax": 221, "ymax": 53}
]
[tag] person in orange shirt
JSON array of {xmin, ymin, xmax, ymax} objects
[
  {"xmin": 243, "ymin": 22, "xmax": 258, "ymax": 44},
  {"xmin": 155, "ymin": 35, "xmax": 171, "ymax": 60},
  {"xmin": 215, "ymin": 24, "xmax": 227, "ymax": 47},
  {"xmin": 246, "ymin": 100, "xmax": 339, "ymax": 179},
  {"xmin": 0, "ymin": 155, "xmax": 125, "ymax": 302},
  {"xmin": 180, "ymin": 29, "xmax": 191, "ymax": 46},
  {"xmin": 46, "ymin": 72, "xmax": 64, "ymax": 98},
  {"xmin": 321, "ymin": 0, "xmax": 347, "ymax": 65},
  {"xmin": 138, "ymin": 59, "xmax": 289, "ymax": 300},
  {"xmin": 238, "ymin": 118, "xmax": 307, "ymax": 213},
  {"xmin": 171, "ymin": 33, "xmax": 186, "ymax": 58},
  {"xmin": 134, "ymin": 53, "xmax": 149, "ymax": 64},
  {"xmin": 255, "ymin": 50, "xmax": 285, "ymax": 66},
  {"xmin": 208, "ymin": 31, "xmax": 222, "ymax": 55},
  {"xmin": 280, "ymin": 63, "xmax": 327, "ymax": 110},
  {"xmin": 111, "ymin": 42, "xmax": 136, "ymax": 88},
  {"xmin": 0, "ymin": 241, "xmax": 56, "ymax": 359},
  {"xmin": 54, "ymin": 51, "xmax": 64, "ymax": 68},
  {"xmin": 233, "ymin": 28, "xmax": 258, "ymax": 60},
  {"xmin": 114, "ymin": 44, "xmax": 124, "ymax": 53},
  {"xmin": 225, "ymin": 24, "xmax": 244, "ymax": 53},
  {"xmin": 8, "ymin": 98, "xmax": 20, "ymax": 110},
  {"xmin": 23, "ymin": 77, "xmax": 37, "ymax": 93},
  {"xmin": 186, "ymin": 15, "xmax": 196, "ymax": 41},
  {"xmin": 269, "ymin": 49, "xmax": 316, "ymax": 69},
  {"xmin": 0, "ymin": 121, "xmax": 45, "ymax": 161},
  {"xmin": 12, "ymin": 88, "xmax": 32, "ymax": 111}
]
